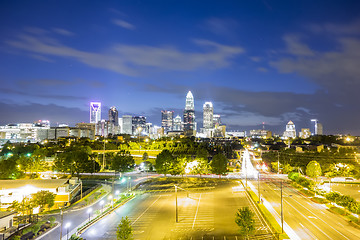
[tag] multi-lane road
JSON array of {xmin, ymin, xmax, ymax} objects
[
  {"xmin": 81, "ymin": 181, "xmax": 273, "ymax": 240},
  {"xmin": 251, "ymin": 176, "xmax": 360, "ymax": 240}
]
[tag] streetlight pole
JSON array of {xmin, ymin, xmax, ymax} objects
[
  {"xmin": 175, "ymin": 185, "xmax": 178, "ymax": 223},
  {"xmin": 138, "ymin": 127, "xmax": 142, "ymax": 153},
  {"xmin": 59, "ymin": 209, "xmax": 63, "ymax": 240},
  {"xmin": 258, "ymin": 172, "xmax": 261, "ymax": 203},
  {"xmin": 281, "ymin": 180, "xmax": 284, "ymax": 233},
  {"xmin": 103, "ymin": 139, "xmax": 106, "ymax": 170}
]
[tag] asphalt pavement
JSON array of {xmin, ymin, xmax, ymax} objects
[
  {"xmin": 251, "ymin": 176, "xmax": 360, "ymax": 240},
  {"xmin": 81, "ymin": 181, "xmax": 274, "ymax": 240}
]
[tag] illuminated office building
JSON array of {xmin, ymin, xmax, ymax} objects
[
  {"xmin": 161, "ymin": 110, "xmax": 174, "ymax": 133},
  {"xmin": 203, "ymin": 102, "xmax": 214, "ymax": 129},
  {"xmin": 183, "ymin": 91, "xmax": 196, "ymax": 136},
  {"xmin": 90, "ymin": 102, "xmax": 101, "ymax": 123}
]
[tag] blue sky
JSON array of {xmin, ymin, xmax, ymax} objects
[{"xmin": 1, "ymin": 0, "xmax": 360, "ymax": 134}]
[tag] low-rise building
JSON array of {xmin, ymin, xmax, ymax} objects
[{"xmin": 0, "ymin": 178, "xmax": 82, "ymax": 210}]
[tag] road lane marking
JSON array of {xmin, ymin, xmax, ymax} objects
[
  {"xmin": 131, "ymin": 195, "xmax": 161, "ymax": 226},
  {"xmin": 192, "ymin": 193, "xmax": 202, "ymax": 229}
]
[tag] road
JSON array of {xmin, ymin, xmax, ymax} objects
[
  {"xmin": 251, "ymin": 175, "xmax": 360, "ymax": 240},
  {"xmin": 81, "ymin": 181, "xmax": 274, "ymax": 240},
  {"xmin": 41, "ymin": 174, "xmax": 145, "ymax": 240}
]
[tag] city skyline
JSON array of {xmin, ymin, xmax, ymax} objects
[{"xmin": 1, "ymin": 1, "xmax": 360, "ymax": 134}]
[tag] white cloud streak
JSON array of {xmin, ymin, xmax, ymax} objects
[{"xmin": 112, "ymin": 19, "xmax": 136, "ymax": 30}]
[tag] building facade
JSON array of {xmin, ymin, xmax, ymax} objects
[
  {"xmin": 183, "ymin": 91, "xmax": 196, "ymax": 136},
  {"xmin": 90, "ymin": 102, "xmax": 101, "ymax": 123},
  {"xmin": 203, "ymin": 102, "xmax": 214, "ymax": 129},
  {"xmin": 108, "ymin": 106, "xmax": 119, "ymax": 126},
  {"xmin": 161, "ymin": 110, "xmax": 174, "ymax": 133},
  {"xmin": 283, "ymin": 120, "xmax": 296, "ymax": 139},
  {"xmin": 173, "ymin": 115, "xmax": 182, "ymax": 131},
  {"xmin": 132, "ymin": 116, "xmax": 147, "ymax": 135}
]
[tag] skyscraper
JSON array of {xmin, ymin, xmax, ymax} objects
[
  {"xmin": 132, "ymin": 116, "xmax": 147, "ymax": 135},
  {"xmin": 183, "ymin": 91, "xmax": 196, "ymax": 136},
  {"xmin": 161, "ymin": 110, "xmax": 174, "ymax": 133},
  {"xmin": 90, "ymin": 102, "xmax": 101, "ymax": 123},
  {"xmin": 122, "ymin": 115, "xmax": 132, "ymax": 135},
  {"xmin": 283, "ymin": 120, "xmax": 296, "ymax": 139},
  {"xmin": 203, "ymin": 102, "xmax": 214, "ymax": 129},
  {"xmin": 173, "ymin": 115, "xmax": 182, "ymax": 131},
  {"xmin": 108, "ymin": 106, "xmax": 119, "ymax": 126},
  {"xmin": 311, "ymin": 119, "xmax": 323, "ymax": 135},
  {"xmin": 213, "ymin": 114, "xmax": 221, "ymax": 127}
]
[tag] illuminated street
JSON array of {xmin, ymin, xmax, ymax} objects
[
  {"xmin": 250, "ymin": 177, "xmax": 360, "ymax": 240},
  {"xmin": 81, "ymin": 181, "xmax": 273, "ymax": 239}
]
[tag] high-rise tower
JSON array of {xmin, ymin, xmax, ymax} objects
[
  {"xmin": 90, "ymin": 102, "xmax": 101, "ymax": 123},
  {"xmin": 183, "ymin": 91, "xmax": 196, "ymax": 136},
  {"xmin": 203, "ymin": 102, "xmax": 214, "ymax": 129},
  {"xmin": 109, "ymin": 106, "xmax": 119, "ymax": 126},
  {"xmin": 161, "ymin": 110, "xmax": 174, "ymax": 133}
]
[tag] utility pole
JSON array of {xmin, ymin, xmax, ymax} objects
[
  {"xmin": 103, "ymin": 140, "xmax": 106, "ymax": 170},
  {"xmin": 258, "ymin": 172, "xmax": 261, "ymax": 203},
  {"xmin": 281, "ymin": 180, "xmax": 284, "ymax": 233},
  {"xmin": 175, "ymin": 185, "xmax": 178, "ymax": 223},
  {"xmin": 277, "ymin": 152, "xmax": 280, "ymax": 175},
  {"xmin": 59, "ymin": 209, "xmax": 63, "ymax": 240}
]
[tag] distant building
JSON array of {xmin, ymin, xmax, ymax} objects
[
  {"xmin": 108, "ymin": 106, "xmax": 119, "ymax": 126},
  {"xmin": 226, "ymin": 131, "xmax": 246, "ymax": 138},
  {"xmin": 161, "ymin": 110, "xmax": 174, "ymax": 133},
  {"xmin": 132, "ymin": 116, "xmax": 147, "ymax": 135},
  {"xmin": 203, "ymin": 102, "xmax": 214, "ymax": 129},
  {"xmin": 213, "ymin": 114, "xmax": 221, "ymax": 127},
  {"xmin": 311, "ymin": 119, "xmax": 323, "ymax": 135},
  {"xmin": 96, "ymin": 120, "xmax": 116, "ymax": 137},
  {"xmin": 299, "ymin": 128, "xmax": 311, "ymax": 138},
  {"xmin": 90, "ymin": 102, "xmax": 101, "ymax": 123},
  {"xmin": 0, "ymin": 123, "xmax": 49, "ymax": 143},
  {"xmin": 283, "ymin": 120, "xmax": 296, "ymax": 139},
  {"xmin": 183, "ymin": 91, "xmax": 196, "ymax": 136},
  {"xmin": 121, "ymin": 115, "xmax": 133, "ymax": 135},
  {"xmin": 173, "ymin": 115, "xmax": 182, "ymax": 131},
  {"xmin": 250, "ymin": 129, "xmax": 272, "ymax": 138}
]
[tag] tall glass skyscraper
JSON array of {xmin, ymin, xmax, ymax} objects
[
  {"xmin": 108, "ymin": 106, "xmax": 119, "ymax": 126},
  {"xmin": 90, "ymin": 102, "xmax": 101, "ymax": 123},
  {"xmin": 203, "ymin": 102, "xmax": 214, "ymax": 129},
  {"xmin": 183, "ymin": 91, "xmax": 196, "ymax": 135},
  {"xmin": 161, "ymin": 110, "xmax": 174, "ymax": 133}
]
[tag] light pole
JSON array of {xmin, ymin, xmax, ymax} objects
[
  {"xmin": 175, "ymin": 185, "xmax": 178, "ymax": 223},
  {"xmin": 87, "ymin": 208, "xmax": 92, "ymax": 222},
  {"xmin": 99, "ymin": 200, "xmax": 104, "ymax": 213},
  {"xmin": 108, "ymin": 195, "xmax": 113, "ymax": 208},
  {"xmin": 103, "ymin": 139, "xmax": 108, "ymax": 170},
  {"xmin": 280, "ymin": 180, "xmax": 284, "ymax": 233},
  {"xmin": 59, "ymin": 209, "xmax": 63, "ymax": 240},
  {"xmin": 258, "ymin": 172, "xmax": 261, "ymax": 203},
  {"xmin": 65, "ymin": 222, "xmax": 71, "ymax": 240},
  {"xmin": 137, "ymin": 127, "xmax": 142, "ymax": 153}
]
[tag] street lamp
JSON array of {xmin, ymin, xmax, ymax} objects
[
  {"xmin": 65, "ymin": 222, "xmax": 71, "ymax": 240},
  {"xmin": 87, "ymin": 208, "xmax": 92, "ymax": 222},
  {"xmin": 137, "ymin": 127, "xmax": 142, "ymax": 152},
  {"xmin": 99, "ymin": 200, "xmax": 104, "ymax": 213},
  {"xmin": 103, "ymin": 139, "xmax": 108, "ymax": 170},
  {"xmin": 108, "ymin": 195, "xmax": 113, "ymax": 207}
]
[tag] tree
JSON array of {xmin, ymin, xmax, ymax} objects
[
  {"xmin": 155, "ymin": 150, "xmax": 173, "ymax": 176},
  {"xmin": 142, "ymin": 152, "xmax": 148, "ymax": 160},
  {"xmin": 210, "ymin": 153, "xmax": 228, "ymax": 176},
  {"xmin": 111, "ymin": 151, "xmax": 135, "ymax": 172},
  {"xmin": 306, "ymin": 160, "xmax": 322, "ymax": 180},
  {"xmin": 117, "ymin": 216, "xmax": 133, "ymax": 240},
  {"xmin": 31, "ymin": 190, "xmax": 55, "ymax": 212},
  {"xmin": 235, "ymin": 207, "xmax": 255, "ymax": 238}
]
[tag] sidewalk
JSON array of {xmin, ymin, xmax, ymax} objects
[{"xmin": 69, "ymin": 184, "xmax": 111, "ymax": 212}]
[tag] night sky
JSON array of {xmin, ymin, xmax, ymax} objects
[{"xmin": 1, "ymin": 0, "xmax": 360, "ymax": 135}]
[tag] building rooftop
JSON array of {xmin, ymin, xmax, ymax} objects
[
  {"xmin": 0, "ymin": 211, "xmax": 17, "ymax": 219},
  {"xmin": 0, "ymin": 179, "xmax": 69, "ymax": 190}
]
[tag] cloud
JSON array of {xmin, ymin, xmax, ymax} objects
[
  {"xmin": 308, "ymin": 19, "xmax": 360, "ymax": 35},
  {"xmin": 5, "ymin": 31, "xmax": 244, "ymax": 76},
  {"xmin": 0, "ymin": 87, "xmax": 87, "ymax": 101},
  {"xmin": 283, "ymin": 34, "xmax": 314, "ymax": 56},
  {"xmin": 52, "ymin": 28, "xmax": 74, "ymax": 36},
  {"xmin": 112, "ymin": 19, "xmax": 135, "ymax": 30},
  {"xmin": 202, "ymin": 18, "xmax": 239, "ymax": 36},
  {"xmin": 0, "ymin": 102, "xmax": 88, "ymax": 126},
  {"xmin": 257, "ymin": 67, "xmax": 268, "ymax": 72}
]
